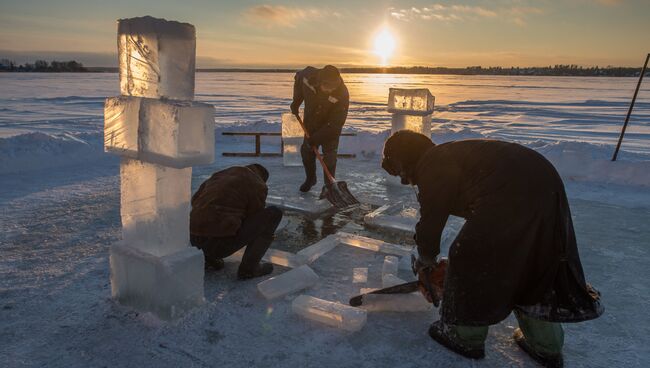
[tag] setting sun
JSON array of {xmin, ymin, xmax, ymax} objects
[{"xmin": 373, "ymin": 28, "xmax": 396, "ymax": 66}]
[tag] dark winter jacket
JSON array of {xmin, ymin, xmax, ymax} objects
[
  {"xmin": 290, "ymin": 66, "xmax": 349, "ymax": 145},
  {"xmin": 413, "ymin": 139, "xmax": 603, "ymax": 325},
  {"xmin": 190, "ymin": 166, "xmax": 267, "ymax": 238}
]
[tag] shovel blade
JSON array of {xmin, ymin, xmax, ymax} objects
[{"xmin": 320, "ymin": 181, "xmax": 360, "ymax": 209}]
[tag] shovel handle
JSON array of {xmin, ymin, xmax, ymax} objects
[{"xmin": 294, "ymin": 114, "xmax": 337, "ymax": 184}]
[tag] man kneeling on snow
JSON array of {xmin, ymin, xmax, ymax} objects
[
  {"xmin": 382, "ymin": 131, "xmax": 603, "ymax": 367},
  {"xmin": 190, "ymin": 164, "xmax": 282, "ymax": 279}
]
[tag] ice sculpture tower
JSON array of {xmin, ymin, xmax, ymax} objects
[
  {"xmin": 282, "ymin": 112, "xmax": 304, "ymax": 167},
  {"xmin": 387, "ymin": 88, "xmax": 434, "ymax": 137},
  {"xmin": 104, "ymin": 16, "xmax": 214, "ymax": 319}
]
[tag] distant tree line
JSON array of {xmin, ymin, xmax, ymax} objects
[
  {"xmin": 339, "ymin": 65, "xmax": 647, "ymax": 77},
  {"xmin": 0, "ymin": 59, "xmax": 87, "ymax": 72}
]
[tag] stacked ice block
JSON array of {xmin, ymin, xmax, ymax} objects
[
  {"xmin": 282, "ymin": 113, "xmax": 304, "ymax": 167},
  {"xmin": 387, "ymin": 88, "xmax": 434, "ymax": 137},
  {"xmin": 105, "ymin": 16, "xmax": 215, "ymax": 319}
]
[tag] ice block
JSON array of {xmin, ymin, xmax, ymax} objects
[
  {"xmin": 120, "ymin": 158, "xmax": 192, "ymax": 257},
  {"xmin": 361, "ymin": 293, "xmax": 431, "ymax": 312},
  {"xmin": 292, "ymin": 295, "xmax": 367, "ymax": 332},
  {"xmin": 391, "ymin": 113, "xmax": 431, "ymax": 137},
  {"xmin": 387, "ymin": 88, "xmax": 435, "ymax": 115},
  {"xmin": 296, "ymin": 235, "xmax": 339, "ymax": 264},
  {"xmin": 282, "ymin": 113, "xmax": 305, "ymax": 167},
  {"xmin": 266, "ymin": 195, "xmax": 333, "ymax": 218},
  {"xmin": 363, "ymin": 204, "xmax": 418, "ymax": 233},
  {"xmin": 118, "ymin": 16, "xmax": 196, "ymax": 100},
  {"xmin": 110, "ymin": 243, "xmax": 204, "ymax": 319},
  {"xmin": 382, "ymin": 256, "xmax": 399, "ymax": 278},
  {"xmin": 337, "ymin": 232, "xmax": 414, "ymax": 257},
  {"xmin": 353, "ymin": 268, "xmax": 368, "ymax": 283},
  {"xmin": 225, "ymin": 247, "xmax": 307, "ymax": 268},
  {"xmin": 104, "ymin": 96, "xmax": 215, "ymax": 168},
  {"xmin": 257, "ymin": 265, "xmax": 319, "ymax": 299}
]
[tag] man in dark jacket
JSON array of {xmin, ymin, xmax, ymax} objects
[
  {"xmin": 190, "ymin": 164, "xmax": 282, "ymax": 279},
  {"xmin": 290, "ymin": 65, "xmax": 349, "ymax": 192},
  {"xmin": 382, "ymin": 131, "xmax": 603, "ymax": 367}
]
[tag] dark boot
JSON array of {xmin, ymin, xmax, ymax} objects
[
  {"xmin": 428, "ymin": 320, "xmax": 486, "ymax": 360},
  {"xmin": 204, "ymin": 257, "xmax": 225, "ymax": 271},
  {"xmin": 514, "ymin": 328, "xmax": 564, "ymax": 368},
  {"xmin": 300, "ymin": 177, "xmax": 317, "ymax": 192},
  {"xmin": 238, "ymin": 261, "xmax": 273, "ymax": 280}
]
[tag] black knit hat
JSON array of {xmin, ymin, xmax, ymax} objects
[
  {"xmin": 319, "ymin": 65, "xmax": 342, "ymax": 88},
  {"xmin": 246, "ymin": 163, "xmax": 269, "ymax": 182},
  {"xmin": 382, "ymin": 130, "xmax": 435, "ymax": 182}
]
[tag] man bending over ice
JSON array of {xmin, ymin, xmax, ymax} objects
[
  {"xmin": 382, "ymin": 131, "xmax": 603, "ymax": 368},
  {"xmin": 190, "ymin": 164, "xmax": 282, "ymax": 279}
]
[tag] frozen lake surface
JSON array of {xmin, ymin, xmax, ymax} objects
[{"xmin": 1, "ymin": 73, "xmax": 649, "ymax": 367}]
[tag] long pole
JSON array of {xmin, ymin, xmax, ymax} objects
[{"xmin": 612, "ymin": 53, "xmax": 650, "ymax": 161}]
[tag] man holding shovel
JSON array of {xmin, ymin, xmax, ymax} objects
[{"xmin": 290, "ymin": 65, "xmax": 349, "ymax": 194}]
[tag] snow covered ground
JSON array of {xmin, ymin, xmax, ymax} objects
[{"xmin": 1, "ymin": 73, "xmax": 649, "ymax": 367}]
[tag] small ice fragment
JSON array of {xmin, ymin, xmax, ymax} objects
[
  {"xmin": 387, "ymin": 88, "xmax": 435, "ymax": 115},
  {"xmin": 292, "ymin": 295, "xmax": 367, "ymax": 332},
  {"xmin": 118, "ymin": 16, "xmax": 196, "ymax": 100},
  {"xmin": 362, "ymin": 293, "xmax": 432, "ymax": 312},
  {"xmin": 337, "ymin": 232, "xmax": 413, "ymax": 257},
  {"xmin": 353, "ymin": 268, "xmax": 368, "ymax": 283},
  {"xmin": 296, "ymin": 235, "xmax": 339, "ymax": 263},
  {"xmin": 257, "ymin": 265, "xmax": 319, "ymax": 300}
]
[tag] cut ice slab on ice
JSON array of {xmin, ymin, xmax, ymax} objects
[
  {"xmin": 120, "ymin": 158, "xmax": 191, "ymax": 257},
  {"xmin": 225, "ymin": 247, "xmax": 307, "ymax": 269},
  {"xmin": 358, "ymin": 288, "xmax": 431, "ymax": 312},
  {"xmin": 292, "ymin": 295, "xmax": 367, "ymax": 332},
  {"xmin": 296, "ymin": 234, "xmax": 339, "ymax": 264},
  {"xmin": 338, "ymin": 232, "xmax": 414, "ymax": 257},
  {"xmin": 109, "ymin": 243, "xmax": 205, "ymax": 320},
  {"xmin": 104, "ymin": 96, "xmax": 215, "ymax": 168},
  {"xmin": 266, "ymin": 195, "xmax": 334, "ymax": 218},
  {"xmin": 118, "ymin": 16, "xmax": 196, "ymax": 100},
  {"xmin": 257, "ymin": 265, "xmax": 319, "ymax": 300},
  {"xmin": 363, "ymin": 204, "xmax": 418, "ymax": 234}
]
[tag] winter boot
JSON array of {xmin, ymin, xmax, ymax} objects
[
  {"xmin": 513, "ymin": 328, "xmax": 564, "ymax": 368},
  {"xmin": 237, "ymin": 262, "xmax": 274, "ymax": 280},
  {"xmin": 299, "ymin": 177, "xmax": 317, "ymax": 192},
  {"xmin": 428, "ymin": 320, "xmax": 487, "ymax": 359}
]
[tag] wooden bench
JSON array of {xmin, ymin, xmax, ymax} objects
[{"xmin": 221, "ymin": 132, "xmax": 357, "ymax": 158}]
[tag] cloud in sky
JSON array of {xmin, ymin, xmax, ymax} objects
[
  {"xmin": 595, "ymin": 0, "xmax": 624, "ymax": 5},
  {"xmin": 389, "ymin": 3, "xmax": 542, "ymax": 26},
  {"xmin": 243, "ymin": 4, "xmax": 337, "ymax": 28}
]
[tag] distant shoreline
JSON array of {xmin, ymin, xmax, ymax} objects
[{"xmin": 2, "ymin": 66, "xmax": 646, "ymax": 77}]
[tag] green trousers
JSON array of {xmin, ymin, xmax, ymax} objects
[{"xmin": 450, "ymin": 310, "xmax": 564, "ymax": 355}]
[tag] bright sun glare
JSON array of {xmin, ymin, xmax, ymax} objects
[{"xmin": 373, "ymin": 28, "xmax": 396, "ymax": 66}]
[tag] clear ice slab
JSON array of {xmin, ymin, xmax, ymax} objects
[
  {"xmin": 337, "ymin": 232, "xmax": 414, "ymax": 257},
  {"xmin": 118, "ymin": 16, "xmax": 196, "ymax": 100},
  {"xmin": 110, "ymin": 243, "xmax": 204, "ymax": 320},
  {"xmin": 296, "ymin": 235, "xmax": 339, "ymax": 264},
  {"xmin": 225, "ymin": 247, "xmax": 307, "ymax": 269},
  {"xmin": 364, "ymin": 204, "xmax": 418, "ymax": 234},
  {"xmin": 104, "ymin": 96, "xmax": 215, "ymax": 168},
  {"xmin": 282, "ymin": 113, "xmax": 304, "ymax": 167},
  {"xmin": 390, "ymin": 113, "xmax": 432, "ymax": 137},
  {"xmin": 266, "ymin": 194, "xmax": 334, "ymax": 218},
  {"xmin": 292, "ymin": 295, "xmax": 367, "ymax": 332},
  {"xmin": 120, "ymin": 158, "xmax": 192, "ymax": 257},
  {"xmin": 257, "ymin": 265, "xmax": 319, "ymax": 300},
  {"xmin": 387, "ymin": 88, "xmax": 435, "ymax": 115}
]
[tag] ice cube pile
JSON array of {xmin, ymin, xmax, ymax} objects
[
  {"xmin": 387, "ymin": 88, "xmax": 434, "ymax": 137},
  {"xmin": 281, "ymin": 112, "xmax": 304, "ymax": 167},
  {"xmin": 104, "ymin": 16, "xmax": 214, "ymax": 319}
]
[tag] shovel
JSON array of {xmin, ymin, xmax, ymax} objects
[{"xmin": 295, "ymin": 114, "xmax": 360, "ymax": 209}]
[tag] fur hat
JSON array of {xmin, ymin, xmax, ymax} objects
[
  {"xmin": 382, "ymin": 130, "xmax": 435, "ymax": 183},
  {"xmin": 246, "ymin": 163, "xmax": 269, "ymax": 182}
]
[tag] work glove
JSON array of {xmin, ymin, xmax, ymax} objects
[{"xmin": 411, "ymin": 255, "xmax": 447, "ymax": 307}]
